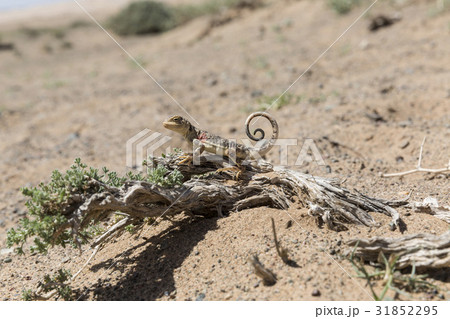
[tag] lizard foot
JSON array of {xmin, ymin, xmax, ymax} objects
[
  {"xmin": 177, "ymin": 154, "xmax": 193, "ymax": 165},
  {"xmin": 216, "ymin": 165, "xmax": 245, "ymax": 180}
]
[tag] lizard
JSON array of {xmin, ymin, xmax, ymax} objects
[{"xmin": 162, "ymin": 111, "xmax": 279, "ymax": 178}]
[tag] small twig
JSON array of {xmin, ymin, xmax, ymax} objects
[
  {"xmin": 249, "ymin": 255, "xmax": 277, "ymax": 286},
  {"xmin": 71, "ymin": 245, "xmax": 101, "ymax": 282},
  {"xmin": 418, "ymin": 137, "xmax": 425, "ymax": 168},
  {"xmin": 91, "ymin": 217, "xmax": 129, "ymax": 248},
  {"xmin": 382, "ymin": 137, "xmax": 450, "ymax": 177},
  {"xmin": 271, "ymin": 218, "xmax": 289, "ymax": 263}
]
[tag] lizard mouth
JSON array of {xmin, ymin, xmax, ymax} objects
[
  {"xmin": 163, "ymin": 121, "xmax": 182, "ymax": 130},
  {"xmin": 163, "ymin": 121, "xmax": 176, "ymax": 128}
]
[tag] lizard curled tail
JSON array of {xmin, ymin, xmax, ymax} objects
[{"xmin": 245, "ymin": 112, "xmax": 279, "ymax": 156}]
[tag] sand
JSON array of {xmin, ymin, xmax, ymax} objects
[{"xmin": 0, "ymin": 0, "xmax": 448, "ymax": 301}]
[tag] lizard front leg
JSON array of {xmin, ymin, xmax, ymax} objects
[{"xmin": 178, "ymin": 139, "xmax": 205, "ymax": 165}]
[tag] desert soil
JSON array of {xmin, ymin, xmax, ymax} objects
[{"xmin": 0, "ymin": 0, "xmax": 449, "ymax": 301}]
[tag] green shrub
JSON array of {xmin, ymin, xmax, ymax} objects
[
  {"xmin": 328, "ymin": 0, "xmax": 361, "ymax": 15},
  {"xmin": 22, "ymin": 269, "xmax": 74, "ymax": 300},
  {"xmin": 6, "ymin": 158, "xmax": 183, "ymax": 255},
  {"xmin": 108, "ymin": 0, "xmax": 265, "ymax": 36},
  {"xmin": 257, "ymin": 93, "xmax": 302, "ymax": 111},
  {"xmin": 108, "ymin": 1, "xmax": 176, "ymax": 35},
  {"xmin": 6, "ymin": 158, "xmax": 116, "ymax": 254}
]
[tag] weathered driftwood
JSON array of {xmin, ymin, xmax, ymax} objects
[
  {"xmin": 409, "ymin": 197, "xmax": 450, "ymax": 224},
  {"xmin": 56, "ymin": 154, "xmax": 403, "ymax": 250},
  {"xmin": 273, "ymin": 167, "xmax": 401, "ymax": 231},
  {"xmin": 346, "ymin": 232, "xmax": 450, "ymax": 269}
]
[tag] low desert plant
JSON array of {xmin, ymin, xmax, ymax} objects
[
  {"xmin": 257, "ymin": 93, "xmax": 301, "ymax": 110},
  {"xmin": 328, "ymin": 0, "xmax": 361, "ymax": 14},
  {"xmin": 6, "ymin": 158, "xmax": 182, "ymax": 255},
  {"xmin": 108, "ymin": 0, "xmax": 265, "ymax": 36},
  {"xmin": 108, "ymin": 1, "xmax": 176, "ymax": 35},
  {"xmin": 22, "ymin": 269, "xmax": 74, "ymax": 301},
  {"xmin": 349, "ymin": 243, "xmax": 438, "ymax": 300}
]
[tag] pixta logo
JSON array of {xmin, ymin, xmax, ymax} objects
[
  {"xmin": 126, "ymin": 130, "xmax": 326, "ymax": 171},
  {"xmin": 126, "ymin": 129, "xmax": 172, "ymax": 171}
]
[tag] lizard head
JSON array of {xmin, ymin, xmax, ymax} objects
[{"xmin": 163, "ymin": 115, "xmax": 192, "ymax": 135}]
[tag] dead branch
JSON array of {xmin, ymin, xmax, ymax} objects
[
  {"xmin": 45, "ymin": 153, "xmax": 405, "ymax": 266},
  {"xmin": 409, "ymin": 197, "xmax": 450, "ymax": 224},
  {"xmin": 382, "ymin": 137, "xmax": 450, "ymax": 177},
  {"xmin": 346, "ymin": 232, "xmax": 450, "ymax": 269},
  {"xmin": 27, "ymin": 153, "xmax": 410, "ymax": 299},
  {"xmin": 275, "ymin": 167, "xmax": 400, "ymax": 230}
]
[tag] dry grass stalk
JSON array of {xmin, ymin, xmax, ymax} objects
[
  {"xmin": 271, "ymin": 218, "xmax": 289, "ymax": 264},
  {"xmin": 249, "ymin": 255, "xmax": 277, "ymax": 286}
]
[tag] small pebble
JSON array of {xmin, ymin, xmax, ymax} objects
[
  {"xmin": 400, "ymin": 140, "xmax": 410, "ymax": 149},
  {"xmin": 1, "ymin": 248, "xmax": 14, "ymax": 255},
  {"xmin": 4, "ymin": 258, "xmax": 12, "ymax": 263},
  {"xmin": 312, "ymin": 289, "xmax": 321, "ymax": 297},
  {"xmin": 251, "ymin": 90, "xmax": 263, "ymax": 98},
  {"xmin": 196, "ymin": 293, "xmax": 206, "ymax": 301},
  {"xmin": 207, "ymin": 79, "xmax": 218, "ymax": 86}
]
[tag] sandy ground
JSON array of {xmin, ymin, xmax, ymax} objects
[{"xmin": 0, "ymin": 0, "xmax": 449, "ymax": 301}]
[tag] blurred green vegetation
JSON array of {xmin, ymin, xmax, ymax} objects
[
  {"xmin": 327, "ymin": 0, "xmax": 361, "ymax": 15},
  {"xmin": 108, "ymin": 0, "xmax": 264, "ymax": 36},
  {"xmin": 108, "ymin": 1, "xmax": 175, "ymax": 35}
]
